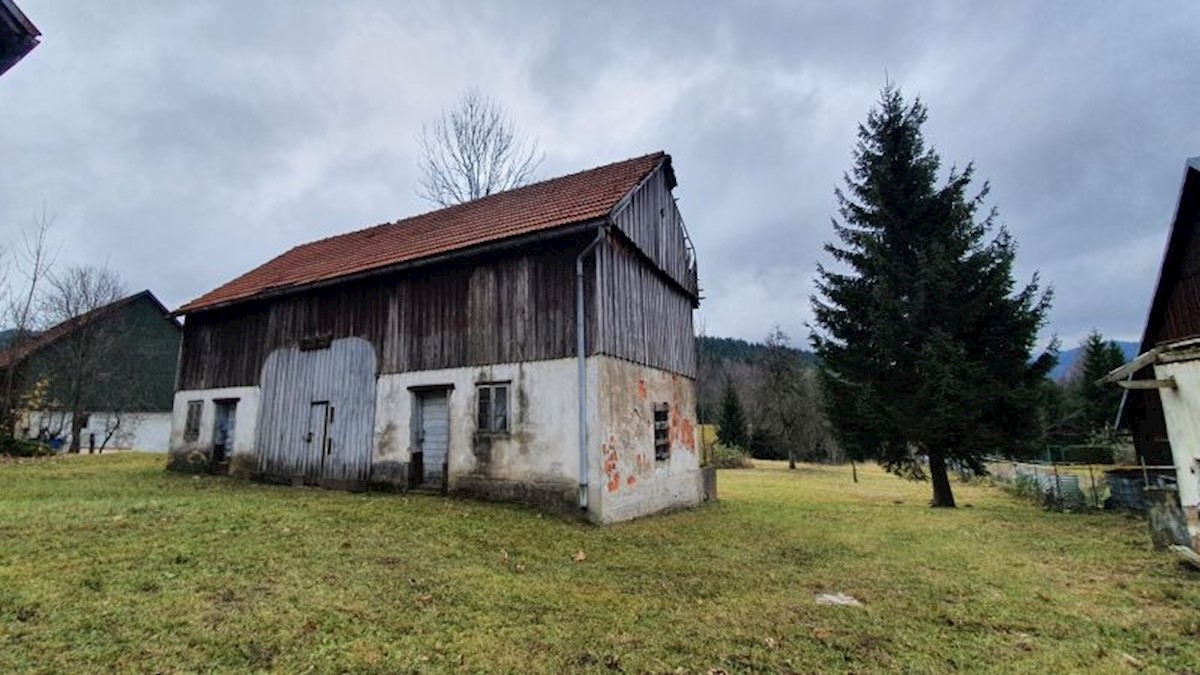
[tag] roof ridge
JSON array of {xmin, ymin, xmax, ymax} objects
[{"xmin": 293, "ymin": 150, "xmax": 666, "ymax": 251}]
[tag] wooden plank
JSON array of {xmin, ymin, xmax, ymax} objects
[
  {"xmin": 1119, "ymin": 378, "xmax": 1178, "ymax": 390},
  {"xmin": 1170, "ymin": 544, "xmax": 1200, "ymax": 569}
]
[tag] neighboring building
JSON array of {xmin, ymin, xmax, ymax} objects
[
  {"xmin": 169, "ymin": 152, "xmax": 710, "ymax": 523},
  {"xmin": 0, "ymin": 0, "xmax": 39, "ymax": 77},
  {"xmin": 0, "ymin": 291, "xmax": 182, "ymax": 452},
  {"xmin": 1107, "ymin": 157, "xmax": 1200, "ymax": 549},
  {"xmin": 1120, "ymin": 158, "xmax": 1200, "ymax": 467}
]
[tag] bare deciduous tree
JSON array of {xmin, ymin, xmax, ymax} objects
[
  {"xmin": 418, "ymin": 88, "xmax": 543, "ymax": 206},
  {"xmin": 41, "ymin": 265, "xmax": 125, "ymax": 453},
  {"xmin": 759, "ymin": 326, "xmax": 834, "ymax": 468},
  {"xmin": 1, "ymin": 210, "xmax": 58, "ymax": 434}
]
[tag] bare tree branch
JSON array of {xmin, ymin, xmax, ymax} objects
[
  {"xmin": 417, "ymin": 88, "xmax": 544, "ymax": 206},
  {"xmin": 1, "ymin": 209, "xmax": 59, "ymax": 435},
  {"xmin": 40, "ymin": 265, "xmax": 126, "ymax": 453}
]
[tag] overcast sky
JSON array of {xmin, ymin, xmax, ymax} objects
[{"xmin": 2, "ymin": 1, "xmax": 1198, "ymax": 349}]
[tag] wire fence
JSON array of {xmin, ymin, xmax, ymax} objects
[{"xmin": 983, "ymin": 457, "xmax": 1178, "ymax": 511}]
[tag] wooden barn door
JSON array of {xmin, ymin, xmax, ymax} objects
[
  {"xmin": 413, "ymin": 389, "xmax": 450, "ymax": 491},
  {"xmin": 304, "ymin": 401, "xmax": 331, "ymax": 482},
  {"xmin": 257, "ymin": 337, "xmax": 377, "ymax": 489}
]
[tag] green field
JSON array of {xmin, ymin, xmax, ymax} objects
[{"xmin": 2, "ymin": 454, "xmax": 1197, "ymax": 673}]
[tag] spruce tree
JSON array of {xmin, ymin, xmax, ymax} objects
[
  {"xmin": 1073, "ymin": 329, "xmax": 1127, "ymax": 435},
  {"xmin": 811, "ymin": 86, "xmax": 1055, "ymax": 507},
  {"xmin": 716, "ymin": 377, "xmax": 749, "ymax": 451}
]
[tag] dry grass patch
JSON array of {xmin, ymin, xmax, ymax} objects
[{"xmin": 1, "ymin": 454, "xmax": 1197, "ymax": 672}]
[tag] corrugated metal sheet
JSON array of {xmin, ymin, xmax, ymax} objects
[
  {"xmin": 177, "ymin": 153, "xmax": 668, "ymax": 314},
  {"xmin": 256, "ymin": 337, "xmax": 376, "ymax": 486}
]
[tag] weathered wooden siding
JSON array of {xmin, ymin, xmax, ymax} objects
[
  {"xmin": 179, "ymin": 236, "xmax": 595, "ymax": 390},
  {"xmin": 594, "ymin": 235, "xmax": 696, "ymax": 378},
  {"xmin": 257, "ymin": 337, "xmax": 376, "ymax": 486},
  {"xmin": 611, "ymin": 164, "xmax": 699, "ymax": 298}
]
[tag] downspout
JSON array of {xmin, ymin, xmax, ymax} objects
[{"xmin": 576, "ymin": 225, "xmax": 608, "ymax": 510}]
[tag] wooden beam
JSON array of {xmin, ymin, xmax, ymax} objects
[
  {"xmin": 1098, "ymin": 347, "xmax": 1162, "ymax": 384},
  {"xmin": 1170, "ymin": 544, "xmax": 1200, "ymax": 569},
  {"xmin": 1118, "ymin": 377, "xmax": 1177, "ymax": 390}
]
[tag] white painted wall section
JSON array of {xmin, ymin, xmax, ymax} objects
[
  {"xmin": 1154, "ymin": 361, "xmax": 1200, "ymax": 522},
  {"xmin": 373, "ymin": 357, "xmax": 596, "ymax": 504},
  {"xmin": 591, "ymin": 356, "xmax": 703, "ymax": 523},
  {"xmin": 169, "ymin": 387, "xmax": 261, "ymax": 462},
  {"xmin": 21, "ymin": 411, "xmax": 173, "ymax": 452}
]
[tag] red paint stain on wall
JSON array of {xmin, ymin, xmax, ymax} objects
[
  {"xmin": 637, "ymin": 379, "xmax": 647, "ymax": 400},
  {"xmin": 626, "ymin": 475, "xmax": 637, "ymax": 487},
  {"xmin": 603, "ymin": 444, "xmax": 621, "ymax": 493},
  {"xmin": 669, "ymin": 402, "xmax": 697, "ymax": 452}
]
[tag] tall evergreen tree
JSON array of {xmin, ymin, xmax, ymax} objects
[
  {"xmin": 811, "ymin": 86, "xmax": 1055, "ymax": 507},
  {"xmin": 716, "ymin": 377, "xmax": 749, "ymax": 450},
  {"xmin": 1072, "ymin": 329, "xmax": 1127, "ymax": 435}
]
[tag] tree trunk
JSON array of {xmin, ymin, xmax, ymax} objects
[
  {"xmin": 69, "ymin": 413, "xmax": 83, "ymax": 454},
  {"xmin": 788, "ymin": 449, "xmax": 796, "ymax": 470},
  {"xmin": 851, "ymin": 461, "xmax": 858, "ymax": 483},
  {"xmin": 928, "ymin": 450, "xmax": 956, "ymax": 508}
]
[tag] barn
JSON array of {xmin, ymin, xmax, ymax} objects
[
  {"xmin": 168, "ymin": 152, "xmax": 711, "ymax": 522},
  {"xmin": 0, "ymin": 290, "xmax": 181, "ymax": 452}
]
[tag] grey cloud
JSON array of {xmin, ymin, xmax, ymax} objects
[{"xmin": 1, "ymin": 0, "xmax": 1197, "ymax": 350}]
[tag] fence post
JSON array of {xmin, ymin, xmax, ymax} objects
[
  {"xmin": 1088, "ymin": 463, "xmax": 1099, "ymax": 509},
  {"xmin": 1052, "ymin": 462, "xmax": 1062, "ymax": 507}
]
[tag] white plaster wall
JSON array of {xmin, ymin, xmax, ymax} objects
[
  {"xmin": 169, "ymin": 387, "xmax": 261, "ymax": 458},
  {"xmin": 21, "ymin": 411, "xmax": 173, "ymax": 451},
  {"xmin": 1154, "ymin": 362, "xmax": 1200, "ymax": 509},
  {"xmin": 373, "ymin": 358, "xmax": 598, "ymax": 493},
  {"xmin": 591, "ymin": 356, "xmax": 703, "ymax": 523}
]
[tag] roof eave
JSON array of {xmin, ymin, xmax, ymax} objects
[{"xmin": 174, "ymin": 218, "xmax": 608, "ymax": 317}]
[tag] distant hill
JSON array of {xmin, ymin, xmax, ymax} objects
[
  {"xmin": 1050, "ymin": 340, "xmax": 1139, "ymax": 382},
  {"xmin": 696, "ymin": 335, "xmax": 816, "ymax": 365},
  {"xmin": 697, "ymin": 335, "xmax": 1137, "ymax": 383}
]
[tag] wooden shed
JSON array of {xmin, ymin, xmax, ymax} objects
[
  {"xmin": 1120, "ymin": 157, "xmax": 1200, "ymax": 467},
  {"xmin": 168, "ymin": 152, "xmax": 710, "ymax": 522}
]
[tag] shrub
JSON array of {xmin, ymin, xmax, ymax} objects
[
  {"xmin": 0, "ymin": 435, "xmax": 53, "ymax": 457},
  {"xmin": 711, "ymin": 444, "xmax": 753, "ymax": 469}
]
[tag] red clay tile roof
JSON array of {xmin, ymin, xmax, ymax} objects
[{"xmin": 177, "ymin": 151, "xmax": 668, "ymax": 314}]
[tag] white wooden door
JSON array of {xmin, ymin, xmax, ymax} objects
[{"xmin": 417, "ymin": 391, "xmax": 449, "ymax": 489}]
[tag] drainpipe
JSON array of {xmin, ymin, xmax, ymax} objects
[{"xmin": 576, "ymin": 225, "xmax": 608, "ymax": 510}]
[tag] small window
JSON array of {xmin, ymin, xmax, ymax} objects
[
  {"xmin": 476, "ymin": 383, "xmax": 509, "ymax": 433},
  {"xmin": 184, "ymin": 400, "xmax": 203, "ymax": 442},
  {"xmin": 653, "ymin": 403, "xmax": 670, "ymax": 461}
]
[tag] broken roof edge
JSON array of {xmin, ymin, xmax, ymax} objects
[{"xmin": 174, "ymin": 151, "xmax": 671, "ymax": 316}]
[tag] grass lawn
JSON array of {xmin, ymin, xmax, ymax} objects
[{"xmin": 2, "ymin": 454, "xmax": 1198, "ymax": 673}]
